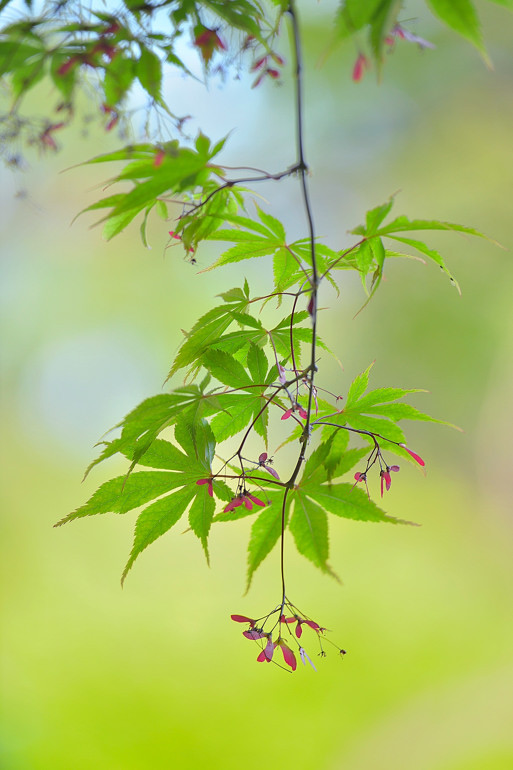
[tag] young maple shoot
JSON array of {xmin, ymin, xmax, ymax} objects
[{"xmin": 2, "ymin": 0, "xmax": 507, "ymax": 671}]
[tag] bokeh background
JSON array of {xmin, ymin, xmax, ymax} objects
[{"xmin": 1, "ymin": 1, "xmax": 513, "ymax": 768}]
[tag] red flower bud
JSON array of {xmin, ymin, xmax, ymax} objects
[
  {"xmin": 279, "ymin": 641, "xmax": 297, "ymax": 671},
  {"xmin": 352, "ymin": 53, "xmax": 368, "ymax": 83},
  {"xmin": 380, "ymin": 469, "xmax": 392, "ymax": 496},
  {"xmin": 399, "ymin": 444, "xmax": 425, "ymax": 467},
  {"xmin": 154, "ymin": 149, "xmax": 165, "ymax": 167},
  {"xmin": 196, "ymin": 478, "xmax": 213, "ymax": 497},
  {"xmin": 243, "ymin": 629, "xmax": 267, "ymax": 640},
  {"xmin": 231, "ymin": 614, "xmax": 255, "ymax": 624},
  {"xmin": 251, "ymin": 56, "xmax": 268, "ymax": 71}
]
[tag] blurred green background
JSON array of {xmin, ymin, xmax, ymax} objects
[{"xmin": 1, "ymin": 1, "xmax": 513, "ymax": 768}]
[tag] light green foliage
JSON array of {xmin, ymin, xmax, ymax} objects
[
  {"xmin": 0, "ymin": 0, "xmax": 280, "ymax": 122},
  {"xmin": 55, "ymin": 189, "xmax": 481, "ymax": 585},
  {"xmin": 76, "ymin": 136, "xmax": 225, "ymax": 240},
  {"xmin": 427, "ymin": 0, "xmax": 488, "ymax": 61},
  {"xmin": 209, "ymin": 343, "xmax": 276, "ymax": 443},
  {"xmin": 348, "ymin": 197, "xmax": 492, "ymax": 297},
  {"xmin": 320, "ymin": 365, "xmax": 457, "ymax": 461},
  {"xmin": 58, "ymin": 419, "xmax": 229, "ymax": 582},
  {"xmin": 2, "ymin": 0, "xmax": 503, "ymax": 588}
]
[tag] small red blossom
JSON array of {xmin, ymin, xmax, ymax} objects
[
  {"xmin": 105, "ymin": 113, "xmax": 119, "ymax": 132},
  {"xmin": 385, "ymin": 465, "xmax": 401, "ymax": 492},
  {"xmin": 380, "ymin": 469, "xmax": 391, "ymax": 497},
  {"xmin": 196, "ymin": 478, "xmax": 213, "ymax": 497},
  {"xmin": 100, "ymin": 103, "xmax": 118, "ymax": 131},
  {"xmin": 153, "ymin": 149, "xmax": 165, "ymax": 167},
  {"xmin": 257, "ymin": 636, "xmax": 275, "ymax": 663},
  {"xmin": 353, "ymin": 471, "xmax": 370, "ymax": 498},
  {"xmin": 241, "ymin": 34, "xmax": 255, "ymax": 52},
  {"xmin": 223, "ymin": 492, "xmax": 266, "ymax": 513},
  {"xmin": 399, "ymin": 444, "xmax": 425, "ymax": 467},
  {"xmin": 247, "ymin": 492, "xmax": 266, "ymax": 508},
  {"xmin": 391, "ymin": 25, "xmax": 435, "ymax": 49},
  {"xmin": 251, "ymin": 53, "xmax": 284, "ymax": 72},
  {"xmin": 251, "ymin": 52, "xmax": 284, "ymax": 87},
  {"xmin": 39, "ymin": 122, "xmax": 66, "ymax": 151},
  {"xmin": 252, "ymin": 67, "xmax": 281, "ymax": 88},
  {"xmin": 223, "ymin": 496, "xmax": 244, "ymax": 512},
  {"xmin": 295, "ymin": 617, "xmax": 321, "ymax": 638},
  {"xmin": 304, "ymin": 619, "xmax": 321, "ymax": 631},
  {"xmin": 168, "ymin": 230, "xmax": 195, "ymax": 254},
  {"xmin": 232, "ymin": 600, "xmax": 344, "ymax": 672},
  {"xmin": 231, "ymin": 614, "xmax": 256, "ymax": 625},
  {"xmin": 243, "ymin": 628, "xmax": 267, "ymax": 640},
  {"xmin": 278, "ymin": 641, "xmax": 297, "ymax": 671},
  {"xmin": 252, "ymin": 55, "xmax": 268, "ymax": 71},
  {"xmin": 281, "ymin": 404, "xmax": 307, "ymax": 421},
  {"xmin": 258, "ymin": 452, "xmax": 280, "ymax": 480},
  {"xmin": 352, "ymin": 53, "xmax": 369, "ymax": 83}
]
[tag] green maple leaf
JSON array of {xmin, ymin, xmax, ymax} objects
[{"xmin": 56, "ymin": 420, "xmax": 230, "ymax": 583}]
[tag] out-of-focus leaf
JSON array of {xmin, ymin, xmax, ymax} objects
[
  {"xmin": 427, "ymin": 0, "xmax": 489, "ymax": 62},
  {"xmin": 335, "ymin": 0, "xmax": 384, "ymax": 39},
  {"xmin": 103, "ymin": 54, "xmax": 136, "ymax": 106},
  {"xmin": 137, "ymin": 45, "xmax": 162, "ymax": 99},
  {"xmin": 121, "ymin": 485, "xmax": 196, "ymax": 584},
  {"xmin": 369, "ymin": 0, "xmax": 401, "ymax": 62}
]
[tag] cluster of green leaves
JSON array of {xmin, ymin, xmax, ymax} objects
[
  {"xmin": 80, "ymin": 157, "xmax": 490, "ymax": 291},
  {"xmin": 3, "ymin": 0, "xmax": 505, "ymax": 592},
  {"xmin": 343, "ymin": 196, "xmax": 492, "ymax": 301},
  {"xmin": 55, "ymin": 263, "xmax": 460, "ymax": 587},
  {"xmin": 45, "ymin": 43, "xmax": 488, "ymax": 586},
  {"xmin": 57, "ymin": 418, "xmax": 232, "ymax": 583},
  {"xmin": 0, "ymin": 0, "xmax": 286, "ymax": 150},
  {"xmin": 335, "ymin": 0, "xmax": 512, "ymax": 69},
  {"xmin": 0, "ymin": 9, "xmax": 168, "ymax": 109},
  {"xmin": 76, "ymin": 133, "xmax": 230, "ymax": 243}
]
